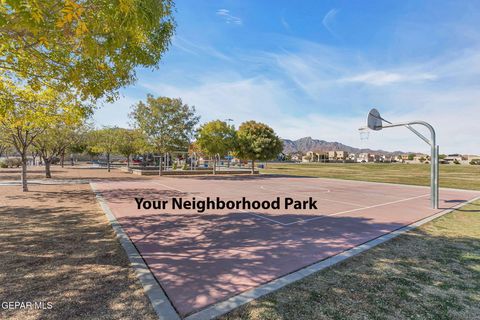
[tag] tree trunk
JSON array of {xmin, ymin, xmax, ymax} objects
[
  {"xmin": 107, "ymin": 153, "xmax": 111, "ymax": 172},
  {"xmin": 159, "ymin": 153, "xmax": 163, "ymax": 176},
  {"xmin": 71, "ymin": 154, "xmax": 75, "ymax": 166},
  {"xmin": 44, "ymin": 158, "xmax": 52, "ymax": 178},
  {"xmin": 213, "ymin": 158, "xmax": 216, "ymax": 175},
  {"xmin": 60, "ymin": 151, "xmax": 65, "ymax": 168},
  {"xmin": 127, "ymin": 155, "xmax": 130, "ymax": 168},
  {"xmin": 251, "ymin": 159, "xmax": 255, "ymax": 174},
  {"xmin": 21, "ymin": 154, "xmax": 28, "ymax": 192}
]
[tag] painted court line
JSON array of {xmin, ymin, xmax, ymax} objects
[
  {"xmin": 285, "ymin": 193, "xmax": 430, "ymax": 226},
  {"xmin": 260, "ymin": 185, "xmax": 364, "ymax": 207},
  {"xmin": 184, "ymin": 196, "xmax": 480, "ymax": 320}
]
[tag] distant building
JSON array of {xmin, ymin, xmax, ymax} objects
[
  {"xmin": 444, "ymin": 154, "xmax": 463, "ymax": 163},
  {"xmin": 328, "ymin": 151, "xmax": 336, "ymax": 161},
  {"xmin": 357, "ymin": 153, "xmax": 374, "ymax": 163}
]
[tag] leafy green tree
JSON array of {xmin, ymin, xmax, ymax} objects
[
  {"xmin": 115, "ymin": 128, "xmax": 145, "ymax": 168},
  {"xmin": 0, "ymin": 84, "xmax": 87, "ymax": 191},
  {"xmin": 66, "ymin": 124, "xmax": 92, "ymax": 165},
  {"xmin": 0, "ymin": 130, "xmax": 12, "ymax": 157},
  {"xmin": 90, "ymin": 127, "xmax": 119, "ymax": 172},
  {"xmin": 408, "ymin": 153, "xmax": 416, "ymax": 161},
  {"xmin": 0, "ymin": 0, "xmax": 175, "ymax": 102},
  {"xmin": 33, "ymin": 122, "xmax": 86, "ymax": 178},
  {"xmin": 235, "ymin": 121, "xmax": 283, "ymax": 174},
  {"xmin": 196, "ymin": 120, "xmax": 236, "ymax": 174},
  {"xmin": 130, "ymin": 95, "xmax": 199, "ymax": 175}
]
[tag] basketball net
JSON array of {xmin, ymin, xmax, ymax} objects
[{"xmin": 358, "ymin": 127, "xmax": 370, "ymax": 141}]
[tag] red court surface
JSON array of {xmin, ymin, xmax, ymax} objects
[{"xmin": 92, "ymin": 175, "xmax": 480, "ymax": 317}]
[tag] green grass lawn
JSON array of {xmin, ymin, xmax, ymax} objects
[
  {"xmin": 219, "ymin": 163, "xmax": 480, "ymax": 319},
  {"xmin": 260, "ymin": 163, "xmax": 480, "ymax": 190}
]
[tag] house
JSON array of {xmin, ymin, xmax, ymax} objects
[
  {"xmin": 413, "ymin": 154, "xmax": 429, "ymax": 163},
  {"xmin": 357, "ymin": 153, "xmax": 374, "ymax": 163},
  {"xmin": 336, "ymin": 151, "xmax": 348, "ymax": 160},
  {"xmin": 348, "ymin": 153, "xmax": 357, "ymax": 162},
  {"xmin": 328, "ymin": 151, "xmax": 336, "ymax": 161},
  {"xmin": 444, "ymin": 154, "xmax": 464, "ymax": 163}
]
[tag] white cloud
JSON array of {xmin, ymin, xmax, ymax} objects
[
  {"xmin": 216, "ymin": 9, "xmax": 242, "ymax": 25},
  {"xmin": 280, "ymin": 16, "xmax": 291, "ymax": 33},
  {"xmin": 172, "ymin": 36, "xmax": 233, "ymax": 61},
  {"xmin": 340, "ymin": 71, "xmax": 437, "ymax": 86},
  {"xmin": 322, "ymin": 9, "xmax": 339, "ymax": 35}
]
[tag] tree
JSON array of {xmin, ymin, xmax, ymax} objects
[
  {"xmin": 235, "ymin": 121, "xmax": 283, "ymax": 174},
  {"xmin": 0, "ymin": 0, "xmax": 175, "ymax": 102},
  {"xmin": 130, "ymin": 95, "xmax": 199, "ymax": 175},
  {"xmin": 90, "ymin": 127, "xmax": 119, "ymax": 172},
  {"xmin": 0, "ymin": 83, "xmax": 87, "ymax": 191},
  {"xmin": 196, "ymin": 120, "xmax": 236, "ymax": 174},
  {"xmin": 33, "ymin": 123, "xmax": 85, "ymax": 178},
  {"xmin": 0, "ymin": 130, "xmax": 12, "ymax": 157},
  {"xmin": 115, "ymin": 128, "xmax": 145, "ymax": 168}
]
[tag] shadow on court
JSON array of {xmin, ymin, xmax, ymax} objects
[{"xmin": 116, "ymin": 210, "xmax": 411, "ymax": 316}]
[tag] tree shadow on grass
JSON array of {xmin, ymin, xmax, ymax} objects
[{"xmin": 0, "ymin": 190, "xmax": 157, "ymax": 320}]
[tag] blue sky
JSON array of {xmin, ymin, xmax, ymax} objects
[{"xmin": 94, "ymin": 0, "xmax": 480, "ymax": 154}]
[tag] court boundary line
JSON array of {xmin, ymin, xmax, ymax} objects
[
  {"xmin": 90, "ymin": 182, "xmax": 181, "ymax": 320},
  {"xmin": 258, "ymin": 174, "xmax": 476, "ymax": 193},
  {"xmin": 184, "ymin": 195, "xmax": 480, "ymax": 320},
  {"xmin": 284, "ymin": 193, "xmax": 430, "ymax": 226}
]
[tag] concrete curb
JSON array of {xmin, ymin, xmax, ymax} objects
[
  {"xmin": 184, "ymin": 195, "xmax": 480, "ymax": 320},
  {"xmin": 90, "ymin": 182, "xmax": 181, "ymax": 320}
]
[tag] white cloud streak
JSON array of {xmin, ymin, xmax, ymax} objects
[
  {"xmin": 322, "ymin": 9, "xmax": 339, "ymax": 35},
  {"xmin": 340, "ymin": 71, "xmax": 437, "ymax": 86},
  {"xmin": 216, "ymin": 9, "xmax": 242, "ymax": 25}
]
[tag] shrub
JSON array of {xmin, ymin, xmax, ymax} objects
[
  {"xmin": 470, "ymin": 159, "xmax": 480, "ymax": 165},
  {"xmin": 172, "ymin": 162, "xmax": 177, "ymax": 170},
  {"xmin": 0, "ymin": 160, "xmax": 8, "ymax": 168},
  {"xmin": 5, "ymin": 158, "xmax": 22, "ymax": 168},
  {"xmin": 453, "ymin": 159, "xmax": 460, "ymax": 165},
  {"xmin": 182, "ymin": 163, "xmax": 188, "ymax": 170}
]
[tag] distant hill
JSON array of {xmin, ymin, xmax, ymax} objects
[{"xmin": 282, "ymin": 137, "xmax": 405, "ymax": 156}]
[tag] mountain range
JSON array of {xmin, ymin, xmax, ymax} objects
[{"xmin": 282, "ymin": 137, "xmax": 405, "ymax": 156}]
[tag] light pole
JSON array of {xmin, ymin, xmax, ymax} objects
[{"xmin": 361, "ymin": 108, "xmax": 439, "ymax": 209}]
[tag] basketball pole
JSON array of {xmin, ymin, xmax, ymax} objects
[{"xmin": 379, "ymin": 120, "xmax": 439, "ymax": 209}]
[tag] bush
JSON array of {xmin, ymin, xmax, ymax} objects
[
  {"xmin": 182, "ymin": 163, "xmax": 188, "ymax": 170},
  {"xmin": 4, "ymin": 158, "xmax": 22, "ymax": 168},
  {"xmin": 470, "ymin": 159, "xmax": 480, "ymax": 165},
  {"xmin": 172, "ymin": 162, "xmax": 177, "ymax": 170},
  {"xmin": 453, "ymin": 159, "xmax": 460, "ymax": 165},
  {"xmin": 0, "ymin": 160, "xmax": 8, "ymax": 168}
]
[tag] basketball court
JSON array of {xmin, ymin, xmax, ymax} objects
[{"xmin": 91, "ymin": 175, "xmax": 480, "ymax": 317}]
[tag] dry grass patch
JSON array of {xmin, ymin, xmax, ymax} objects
[
  {"xmin": 221, "ymin": 200, "xmax": 480, "ymax": 320},
  {"xmin": 0, "ymin": 184, "xmax": 157, "ymax": 320}
]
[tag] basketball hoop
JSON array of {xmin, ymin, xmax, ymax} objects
[
  {"xmin": 359, "ymin": 107, "xmax": 439, "ymax": 209},
  {"xmin": 358, "ymin": 127, "xmax": 370, "ymax": 141}
]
